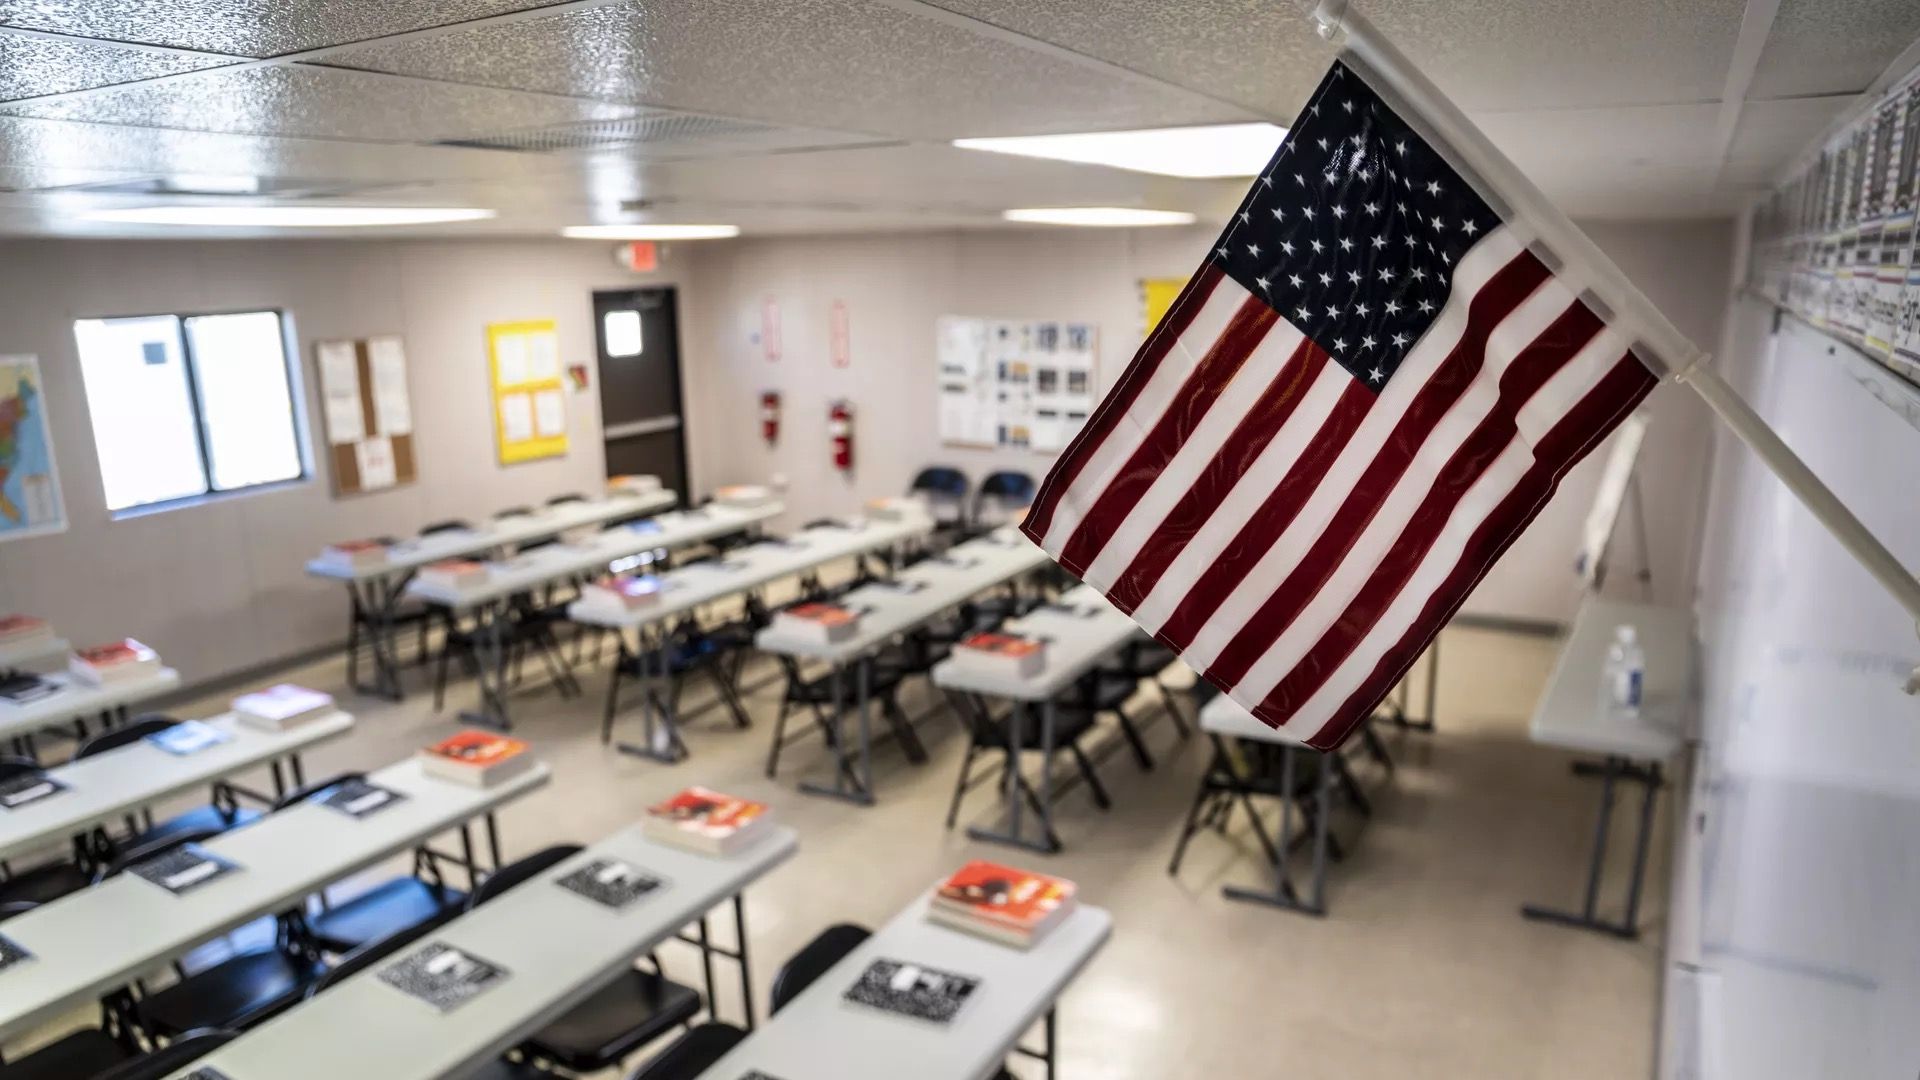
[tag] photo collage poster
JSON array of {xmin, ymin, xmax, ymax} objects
[
  {"xmin": 936, "ymin": 316, "xmax": 1098, "ymax": 452},
  {"xmin": 1748, "ymin": 66, "xmax": 1920, "ymax": 390}
]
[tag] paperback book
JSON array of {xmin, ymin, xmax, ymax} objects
[
  {"xmin": 928, "ymin": 859, "xmax": 1078, "ymax": 949},
  {"xmin": 420, "ymin": 731, "xmax": 534, "ymax": 788},
  {"xmin": 232, "ymin": 683, "xmax": 336, "ymax": 731},
  {"xmin": 146, "ymin": 720, "xmax": 233, "ymax": 757},
  {"xmin": 644, "ymin": 787, "xmax": 772, "ymax": 856},
  {"xmin": 69, "ymin": 638, "xmax": 161, "ymax": 685},
  {"xmin": 770, "ymin": 602, "xmax": 860, "ymax": 645},
  {"xmin": 951, "ymin": 632, "xmax": 1046, "ymax": 679}
]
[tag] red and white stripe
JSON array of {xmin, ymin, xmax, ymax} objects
[{"xmin": 1020, "ymin": 224, "xmax": 1659, "ymax": 749}]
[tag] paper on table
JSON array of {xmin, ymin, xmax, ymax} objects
[
  {"xmin": 318, "ymin": 340, "xmax": 365, "ymax": 444},
  {"xmin": 495, "ymin": 334, "xmax": 531, "ymax": 385},
  {"xmin": 368, "ymin": 336, "xmax": 413, "ymax": 436},
  {"xmin": 499, "ymin": 392, "xmax": 535, "ymax": 444},
  {"xmin": 533, "ymin": 387, "xmax": 566, "ymax": 438},
  {"xmin": 528, "ymin": 330, "xmax": 562, "ymax": 381},
  {"xmin": 355, "ymin": 435, "xmax": 398, "ymax": 489}
]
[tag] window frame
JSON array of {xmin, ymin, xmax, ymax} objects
[{"xmin": 73, "ymin": 307, "xmax": 313, "ymax": 519}]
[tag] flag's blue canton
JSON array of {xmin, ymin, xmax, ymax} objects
[{"xmin": 1213, "ymin": 61, "xmax": 1499, "ymax": 391}]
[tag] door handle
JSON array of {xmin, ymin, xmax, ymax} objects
[{"xmin": 604, "ymin": 416, "xmax": 681, "ymax": 440}]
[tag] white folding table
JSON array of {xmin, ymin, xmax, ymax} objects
[
  {"xmin": 403, "ymin": 502, "xmax": 782, "ymax": 730},
  {"xmin": 0, "ymin": 668, "xmax": 182, "ymax": 753},
  {"xmin": 701, "ymin": 893, "xmax": 1111, "ymax": 1080},
  {"xmin": 570, "ymin": 513, "xmax": 933, "ymax": 764},
  {"xmin": 176, "ymin": 822, "xmax": 798, "ymax": 1080},
  {"xmin": 0, "ymin": 637, "xmax": 69, "ymax": 676},
  {"xmin": 304, "ymin": 488, "xmax": 677, "ymax": 700},
  {"xmin": 930, "ymin": 585, "xmax": 1152, "ymax": 853},
  {"xmin": 1523, "ymin": 596, "xmax": 1691, "ymax": 938},
  {"xmin": 0, "ymin": 710, "xmax": 354, "ymax": 864},
  {"xmin": 0, "ymin": 758, "xmax": 549, "ymax": 1040},
  {"xmin": 754, "ymin": 529, "xmax": 1046, "ymax": 804}
]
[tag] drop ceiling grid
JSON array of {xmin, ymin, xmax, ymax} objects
[
  {"xmin": 315, "ymin": 0, "xmax": 1250, "ymax": 139},
  {"xmin": 0, "ymin": 63, "xmax": 649, "ymax": 144},
  {"xmin": 0, "ymin": 0, "xmax": 578, "ymax": 59},
  {"xmin": 0, "ymin": 32, "xmax": 235, "ymax": 102},
  {"xmin": 1747, "ymin": 0, "xmax": 1920, "ymax": 99}
]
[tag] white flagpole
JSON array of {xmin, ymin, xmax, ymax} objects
[{"xmin": 1309, "ymin": 0, "xmax": 1920, "ymax": 687}]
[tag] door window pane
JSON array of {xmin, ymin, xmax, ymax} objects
[
  {"xmin": 603, "ymin": 309, "xmax": 643, "ymax": 358},
  {"xmin": 184, "ymin": 312, "xmax": 303, "ymax": 491},
  {"xmin": 73, "ymin": 315, "xmax": 209, "ymax": 511}
]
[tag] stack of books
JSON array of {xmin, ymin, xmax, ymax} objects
[
  {"xmin": 714, "ymin": 484, "xmax": 774, "ymax": 509},
  {"xmin": 863, "ymin": 496, "xmax": 920, "ymax": 522},
  {"xmin": 608, "ymin": 474, "xmax": 662, "ymax": 496},
  {"xmin": 770, "ymin": 602, "xmax": 860, "ymax": 645},
  {"xmin": 577, "ymin": 575, "xmax": 664, "ymax": 615},
  {"xmin": 0, "ymin": 614, "xmax": 53, "ymax": 653},
  {"xmin": 420, "ymin": 731, "xmax": 535, "ymax": 788},
  {"xmin": 417, "ymin": 559, "xmax": 488, "ymax": 591},
  {"xmin": 950, "ymin": 631, "xmax": 1046, "ymax": 678},
  {"xmin": 232, "ymin": 684, "xmax": 336, "ymax": 732},
  {"xmin": 318, "ymin": 539, "xmax": 391, "ymax": 570},
  {"xmin": 644, "ymin": 786, "xmax": 772, "ymax": 855},
  {"xmin": 70, "ymin": 639, "xmax": 161, "ymax": 685},
  {"xmin": 927, "ymin": 860, "xmax": 1077, "ymax": 949}
]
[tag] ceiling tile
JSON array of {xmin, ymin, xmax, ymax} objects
[
  {"xmin": 930, "ymin": 0, "xmax": 1746, "ymax": 115},
  {"xmin": 0, "ymin": 0, "xmax": 572, "ymax": 59},
  {"xmin": 319, "ymin": 0, "xmax": 1246, "ymax": 139},
  {"xmin": 1721, "ymin": 96, "xmax": 1856, "ymax": 186},
  {"xmin": 1749, "ymin": 0, "xmax": 1920, "ymax": 99},
  {"xmin": 0, "ymin": 33, "xmax": 234, "ymax": 103},
  {"xmin": 0, "ymin": 63, "xmax": 644, "ymax": 143}
]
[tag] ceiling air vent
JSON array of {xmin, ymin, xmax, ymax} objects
[{"xmin": 437, "ymin": 113, "xmax": 782, "ymax": 154}]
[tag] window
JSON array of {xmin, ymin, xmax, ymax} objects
[
  {"xmin": 603, "ymin": 309, "xmax": 643, "ymax": 358},
  {"xmin": 74, "ymin": 310, "xmax": 306, "ymax": 513}
]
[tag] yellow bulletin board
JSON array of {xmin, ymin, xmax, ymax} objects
[
  {"xmin": 486, "ymin": 319, "xmax": 568, "ymax": 465},
  {"xmin": 1141, "ymin": 278, "xmax": 1186, "ymax": 337}
]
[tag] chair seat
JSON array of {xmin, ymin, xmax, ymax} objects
[
  {"xmin": 0, "ymin": 1027, "xmax": 133, "ymax": 1079},
  {"xmin": 463, "ymin": 1060, "xmax": 555, "ymax": 1080},
  {"xmin": 307, "ymin": 877, "xmax": 467, "ymax": 954},
  {"xmin": 629, "ymin": 1022, "xmax": 748, "ymax": 1080},
  {"xmin": 788, "ymin": 663, "xmax": 908, "ymax": 705},
  {"xmin": 522, "ymin": 969, "xmax": 702, "ymax": 1071},
  {"xmin": 0, "ymin": 861, "xmax": 92, "ymax": 911},
  {"xmin": 979, "ymin": 708, "xmax": 1101, "ymax": 750},
  {"xmin": 137, "ymin": 947, "xmax": 327, "ymax": 1036},
  {"xmin": 130, "ymin": 804, "xmax": 262, "ymax": 851},
  {"xmin": 1056, "ymin": 671, "xmax": 1138, "ymax": 713}
]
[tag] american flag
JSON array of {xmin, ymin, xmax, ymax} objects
[{"xmin": 1021, "ymin": 61, "xmax": 1659, "ymax": 751}]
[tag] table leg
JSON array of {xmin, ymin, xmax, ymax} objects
[
  {"xmin": 346, "ymin": 579, "xmax": 407, "ymax": 701},
  {"xmin": 967, "ymin": 700, "xmax": 1063, "ymax": 854},
  {"xmin": 617, "ymin": 628, "xmax": 690, "ymax": 763},
  {"xmin": 458, "ymin": 603, "xmax": 513, "ymax": 730},
  {"xmin": 733, "ymin": 894, "xmax": 756, "ymax": 1032},
  {"xmin": 1224, "ymin": 743, "xmax": 1331, "ymax": 915},
  {"xmin": 800, "ymin": 660, "xmax": 875, "ymax": 804},
  {"xmin": 1522, "ymin": 754, "xmax": 1658, "ymax": 938}
]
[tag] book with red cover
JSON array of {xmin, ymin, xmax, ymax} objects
[
  {"xmin": 0, "ymin": 614, "xmax": 51, "ymax": 646},
  {"xmin": 419, "ymin": 731, "xmax": 533, "ymax": 788},
  {"xmin": 952, "ymin": 632, "xmax": 1045, "ymax": 678},
  {"xmin": 927, "ymin": 860, "xmax": 1077, "ymax": 948},
  {"xmin": 643, "ymin": 786, "xmax": 772, "ymax": 855},
  {"xmin": 771, "ymin": 602, "xmax": 859, "ymax": 645},
  {"xmin": 321, "ymin": 539, "xmax": 391, "ymax": 568},
  {"xmin": 417, "ymin": 559, "xmax": 488, "ymax": 591},
  {"xmin": 69, "ymin": 638, "xmax": 161, "ymax": 685},
  {"xmin": 580, "ymin": 575, "xmax": 664, "ymax": 613}
]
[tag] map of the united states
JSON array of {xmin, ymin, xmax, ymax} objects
[{"xmin": 0, "ymin": 378, "xmax": 29, "ymax": 524}]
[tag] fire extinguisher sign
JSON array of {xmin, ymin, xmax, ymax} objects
[
  {"xmin": 829, "ymin": 300, "xmax": 851, "ymax": 368},
  {"xmin": 761, "ymin": 296, "xmax": 781, "ymax": 363}
]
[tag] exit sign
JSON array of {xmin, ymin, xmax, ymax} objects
[{"xmin": 614, "ymin": 241, "xmax": 658, "ymax": 272}]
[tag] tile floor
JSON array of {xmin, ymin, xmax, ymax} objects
[{"xmin": 22, "ymin": 612, "xmax": 1669, "ymax": 1078}]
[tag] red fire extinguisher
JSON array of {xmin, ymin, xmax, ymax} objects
[
  {"xmin": 829, "ymin": 399, "xmax": 854, "ymax": 473},
  {"xmin": 761, "ymin": 391, "xmax": 780, "ymax": 445}
]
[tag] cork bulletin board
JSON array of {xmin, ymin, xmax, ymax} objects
[{"xmin": 315, "ymin": 335, "xmax": 417, "ymax": 496}]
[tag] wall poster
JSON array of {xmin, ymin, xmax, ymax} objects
[
  {"xmin": 315, "ymin": 335, "xmax": 417, "ymax": 496},
  {"xmin": 937, "ymin": 317, "xmax": 1098, "ymax": 452},
  {"xmin": 0, "ymin": 354, "xmax": 66, "ymax": 542},
  {"xmin": 487, "ymin": 319, "xmax": 568, "ymax": 465}
]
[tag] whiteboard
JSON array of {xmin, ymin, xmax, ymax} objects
[{"xmin": 1575, "ymin": 411, "xmax": 1650, "ymax": 588}]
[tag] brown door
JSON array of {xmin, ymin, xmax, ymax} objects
[{"xmin": 593, "ymin": 287, "xmax": 690, "ymax": 503}]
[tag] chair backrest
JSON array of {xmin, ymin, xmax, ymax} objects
[
  {"xmin": 909, "ymin": 466, "xmax": 969, "ymax": 499},
  {"xmin": 493, "ymin": 505, "xmax": 534, "ymax": 519},
  {"xmin": 972, "ymin": 470, "xmax": 1036, "ymax": 527},
  {"xmin": 100, "ymin": 826, "xmax": 222, "ymax": 880},
  {"xmin": 308, "ymin": 905, "xmax": 464, "ymax": 997},
  {"xmin": 75, "ymin": 715, "xmax": 178, "ymax": 760},
  {"xmin": 0, "ymin": 756, "xmax": 40, "ymax": 784},
  {"xmin": 547, "ymin": 492, "xmax": 587, "ymax": 506},
  {"xmin": 467, "ymin": 844, "xmax": 583, "ymax": 909},
  {"xmin": 270, "ymin": 771, "xmax": 367, "ymax": 812},
  {"xmin": 769, "ymin": 923, "xmax": 871, "ymax": 1015},
  {"xmin": 420, "ymin": 518, "xmax": 473, "ymax": 536},
  {"xmin": 625, "ymin": 1022, "xmax": 749, "ymax": 1080},
  {"xmin": 92, "ymin": 1029, "xmax": 235, "ymax": 1080}
]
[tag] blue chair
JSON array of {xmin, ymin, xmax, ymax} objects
[
  {"xmin": 909, "ymin": 466, "xmax": 970, "ymax": 545},
  {"xmin": 970, "ymin": 470, "xmax": 1036, "ymax": 534}
]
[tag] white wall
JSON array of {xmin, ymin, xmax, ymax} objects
[
  {"xmin": 680, "ymin": 220, "xmax": 1735, "ymax": 625},
  {"xmin": 0, "ymin": 237, "xmax": 693, "ymax": 685}
]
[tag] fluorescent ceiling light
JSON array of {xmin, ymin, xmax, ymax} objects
[
  {"xmin": 1002, "ymin": 207, "xmax": 1197, "ymax": 227},
  {"xmin": 954, "ymin": 123, "xmax": 1287, "ymax": 178},
  {"xmin": 561, "ymin": 224, "xmax": 740, "ymax": 240},
  {"xmin": 80, "ymin": 206, "xmax": 495, "ymax": 227}
]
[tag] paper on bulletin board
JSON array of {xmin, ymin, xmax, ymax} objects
[
  {"xmin": 1141, "ymin": 278, "xmax": 1186, "ymax": 337},
  {"xmin": 936, "ymin": 316, "xmax": 994, "ymax": 447},
  {"xmin": 354, "ymin": 434, "xmax": 397, "ymax": 490},
  {"xmin": 318, "ymin": 341, "xmax": 365, "ymax": 445},
  {"xmin": 367, "ymin": 336, "xmax": 413, "ymax": 436},
  {"xmin": 488, "ymin": 319, "xmax": 568, "ymax": 464},
  {"xmin": 937, "ymin": 316, "xmax": 1094, "ymax": 452},
  {"xmin": 0, "ymin": 354, "xmax": 68, "ymax": 544}
]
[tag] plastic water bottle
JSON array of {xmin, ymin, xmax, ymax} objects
[{"xmin": 1601, "ymin": 624, "xmax": 1645, "ymax": 721}]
